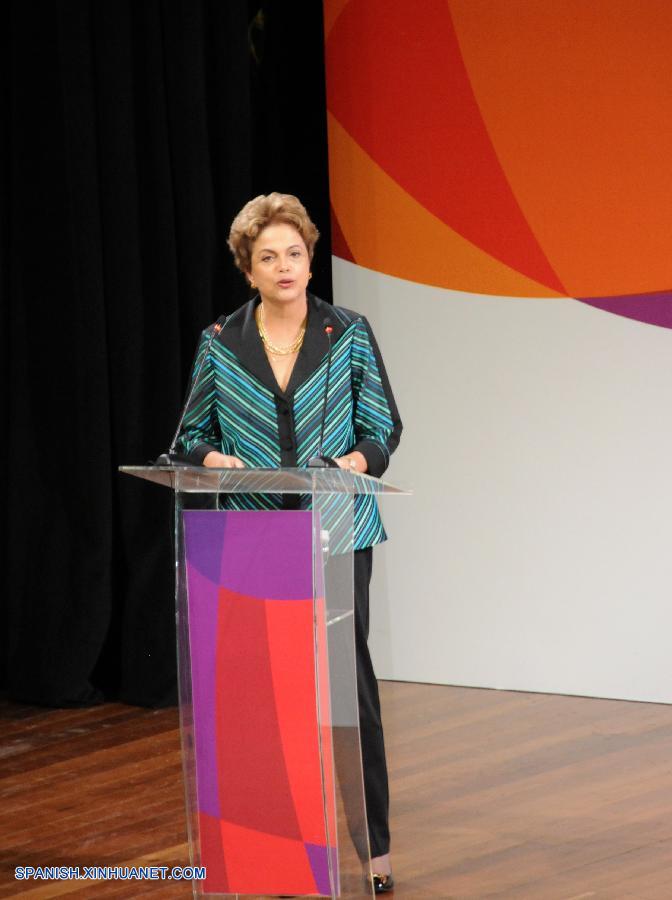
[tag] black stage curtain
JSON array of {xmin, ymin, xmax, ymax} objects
[{"xmin": 0, "ymin": 1, "xmax": 332, "ymax": 707}]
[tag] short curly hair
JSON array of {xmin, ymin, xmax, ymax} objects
[{"xmin": 227, "ymin": 192, "xmax": 320, "ymax": 273}]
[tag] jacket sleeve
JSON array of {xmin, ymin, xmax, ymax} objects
[
  {"xmin": 350, "ymin": 317, "xmax": 403, "ymax": 478},
  {"xmin": 175, "ymin": 327, "xmax": 223, "ymax": 465}
]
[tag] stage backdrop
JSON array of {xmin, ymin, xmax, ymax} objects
[{"xmin": 324, "ymin": 0, "xmax": 672, "ymax": 703}]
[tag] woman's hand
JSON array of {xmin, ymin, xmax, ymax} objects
[
  {"xmin": 334, "ymin": 451, "xmax": 367, "ymax": 474},
  {"xmin": 203, "ymin": 451, "xmax": 246, "ymax": 468}
]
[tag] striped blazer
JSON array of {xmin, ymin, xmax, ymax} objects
[{"xmin": 177, "ymin": 293, "xmax": 402, "ymax": 550}]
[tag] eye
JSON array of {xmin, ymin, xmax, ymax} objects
[
  {"xmin": 290, "ymin": 250, "xmax": 303, "ymax": 257},
  {"xmin": 260, "ymin": 255, "xmax": 273, "ymax": 263}
]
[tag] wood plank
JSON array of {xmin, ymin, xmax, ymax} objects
[{"xmin": 2, "ymin": 684, "xmax": 672, "ymax": 897}]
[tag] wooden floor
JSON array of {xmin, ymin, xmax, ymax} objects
[{"xmin": 2, "ymin": 682, "xmax": 672, "ymax": 899}]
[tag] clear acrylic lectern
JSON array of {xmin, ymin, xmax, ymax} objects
[{"xmin": 120, "ymin": 466, "xmax": 408, "ymax": 899}]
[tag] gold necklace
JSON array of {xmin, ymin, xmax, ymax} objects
[{"xmin": 256, "ymin": 304, "xmax": 307, "ymax": 356}]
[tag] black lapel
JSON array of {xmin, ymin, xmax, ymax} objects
[
  {"xmin": 285, "ymin": 293, "xmax": 329, "ymax": 397},
  {"xmin": 286, "ymin": 293, "xmax": 351, "ymax": 396},
  {"xmin": 215, "ymin": 296, "xmax": 281, "ymax": 396},
  {"xmin": 214, "ymin": 293, "xmax": 345, "ymax": 400}
]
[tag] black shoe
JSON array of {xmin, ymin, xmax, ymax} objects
[{"xmin": 371, "ymin": 872, "xmax": 395, "ymax": 893}]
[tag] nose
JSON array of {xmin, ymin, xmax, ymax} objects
[{"xmin": 278, "ymin": 257, "xmax": 291, "ymax": 271}]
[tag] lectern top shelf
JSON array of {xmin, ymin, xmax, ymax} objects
[{"xmin": 119, "ymin": 465, "xmax": 410, "ymax": 495}]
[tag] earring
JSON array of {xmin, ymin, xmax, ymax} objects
[
  {"xmin": 249, "ymin": 279, "xmax": 256, "ymax": 289},
  {"xmin": 308, "ymin": 272, "xmax": 313, "ymax": 281}
]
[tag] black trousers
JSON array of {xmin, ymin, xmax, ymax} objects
[
  {"xmin": 327, "ymin": 546, "xmax": 390, "ymax": 859},
  {"xmin": 354, "ymin": 547, "xmax": 390, "ymax": 858}
]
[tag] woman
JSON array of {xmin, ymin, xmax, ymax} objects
[{"xmin": 178, "ymin": 193, "xmax": 402, "ymax": 893}]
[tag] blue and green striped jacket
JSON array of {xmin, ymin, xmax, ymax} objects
[{"xmin": 177, "ymin": 294, "xmax": 402, "ymax": 550}]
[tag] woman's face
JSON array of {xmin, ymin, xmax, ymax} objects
[{"xmin": 248, "ymin": 222, "xmax": 310, "ymax": 307}]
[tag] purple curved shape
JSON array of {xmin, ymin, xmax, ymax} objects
[
  {"xmin": 184, "ymin": 510, "xmax": 313, "ymax": 600},
  {"xmin": 577, "ymin": 291, "xmax": 672, "ymax": 330},
  {"xmin": 185, "ymin": 563, "xmax": 221, "ymax": 819},
  {"xmin": 306, "ymin": 843, "xmax": 332, "ymax": 896}
]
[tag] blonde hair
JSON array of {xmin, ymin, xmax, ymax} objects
[{"xmin": 227, "ymin": 192, "xmax": 320, "ymax": 273}]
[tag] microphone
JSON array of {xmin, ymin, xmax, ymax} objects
[
  {"xmin": 308, "ymin": 317, "xmax": 339, "ymax": 469},
  {"xmin": 155, "ymin": 316, "xmax": 226, "ymax": 466}
]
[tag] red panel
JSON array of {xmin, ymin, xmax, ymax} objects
[
  {"xmin": 265, "ymin": 599, "xmax": 327, "ymax": 846},
  {"xmin": 215, "ymin": 588, "xmax": 302, "ymax": 840},
  {"xmin": 199, "ymin": 811, "xmax": 229, "ymax": 894},
  {"xmin": 326, "ymin": 0, "xmax": 565, "ymax": 292},
  {"xmin": 315, "ymin": 593, "xmax": 337, "ymax": 848},
  {"xmin": 219, "ymin": 820, "xmax": 318, "ymax": 896}
]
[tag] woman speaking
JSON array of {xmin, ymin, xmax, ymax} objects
[{"xmin": 177, "ymin": 193, "xmax": 402, "ymax": 893}]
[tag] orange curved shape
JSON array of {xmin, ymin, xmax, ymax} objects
[
  {"xmin": 326, "ymin": 0, "xmax": 565, "ymax": 294},
  {"xmin": 328, "ymin": 113, "xmax": 563, "ymax": 297},
  {"xmin": 448, "ymin": 0, "xmax": 672, "ymax": 298}
]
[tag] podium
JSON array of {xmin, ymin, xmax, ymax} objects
[{"xmin": 120, "ymin": 466, "xmax": 408, "ymax": 899}]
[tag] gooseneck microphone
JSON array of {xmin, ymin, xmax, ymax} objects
[
  {"xmin": 155, "ymin": 316, "xmax": 226, "ymax": 466},
  {"xmin": 307, "ymin": 316, "xmax": 339, "ymax": 469}
]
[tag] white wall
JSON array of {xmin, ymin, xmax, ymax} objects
[{"xmin": 335, "ymin": 258, "xmax": 672, "ymax": 703}]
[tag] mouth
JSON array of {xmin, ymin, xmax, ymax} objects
[{"xmin": 277, "ymin": 279, "xmax": 295, "ymax": 288}]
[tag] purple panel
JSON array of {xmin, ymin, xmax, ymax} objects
[
  {"xmin": 185, "ymin": 510, "xmax": 313, "ymax": 600},
  {"xmin": 577, "ymin": 290, "xmax": 672, "ymax": 330},
  {"xmin": 305, "ymin": 843, "xmax": 331, "ymax": 896},
  {"xmin": 183, "ymin": 558, "xmax": 221, "ymax": 819},
  {"xmin": 184, "ymin": 510, "xmax": 229, "ymax": 583}
]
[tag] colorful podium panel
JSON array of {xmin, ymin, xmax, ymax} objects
[{"xmin": 183, "ymin": 510, "xmax": 334, "ymax": 897}]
